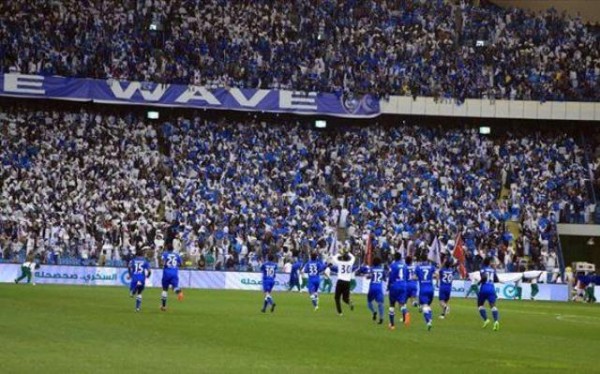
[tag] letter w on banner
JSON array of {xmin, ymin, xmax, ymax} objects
[{"xmin": 452, "ymin": 233, "xmax": 467, "ymax": 279}]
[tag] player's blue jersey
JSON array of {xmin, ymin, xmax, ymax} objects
[
  {"xmin": 416, "ymin": 264, "xmax": 435, "ymax": 286},
  {"xmin": 388, "ymin": 261, "xmax": 407, "ymax": 288},
  {"xmin": 479, "ymin": 266, "xmax": 498, "ymax": 292},
  {"xmin": 407, "ymin": 264, "xmax": 418, "ymax": 285},
  {"xmin": 303, "ymin": 260, "xmax": 324, "ymax": 281},
  {"xmin": 439, "ymin": 268, "xmax": 454, "ymax": 288},
  {"xmin": 362, "ymin": 265, "xmax": 386, "ymax": 291},
  {"xmin": 129, "ymin": 257, "xmax": 150, "ymax": 282},
  {"xmin": 290, "ymin": 261, "xmax": 303, "ymax": 280},
  {"xmin": 162, "ymin": 251, "xmax": 182, "ymax": 276},
  {"xmin": 261, "ymin": 262, "xmax": 278, "ymax": 282}
]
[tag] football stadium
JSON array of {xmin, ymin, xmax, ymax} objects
[{"xmin": 1, "ymin": 0, "xmax": 600, "ymax": 373}]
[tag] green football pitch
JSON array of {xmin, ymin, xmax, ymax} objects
[{"xmin": 1, "ymin": 284, "xmax": 598, "ymax": 374}]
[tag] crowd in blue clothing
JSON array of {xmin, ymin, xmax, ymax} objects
[
  {"xmin": 0, "ymin": 108, "xmax": 593, "ymax": 275},
  {"xmin": 0, "ymin": 0, "xmax": 598, "ymax": 102}
]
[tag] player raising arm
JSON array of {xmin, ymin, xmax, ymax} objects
[
  {"xmin": 331, "ymin": 251, "xmax": 356, "ymax": 316},
  {"xmin": 260, "ymin": 254, "xmax": 278, "ymax": 313},
  {"xmin": 478, "ymin": 257, "xmax": 500, "ymax": 331},
  {"xmin": 160, "ymin": 247, "xmax": 184, "ymax": 311},
  {"xmin": 129, "ymin": 250, "xmax": 151, "ymax": 312}
]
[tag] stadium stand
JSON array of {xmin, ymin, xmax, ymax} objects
[
  {"xmin": 1, "ymin": 0, "xmax": 599, "ymax": 281},
  {"xmin": 0, "ymin": 106, "xmax": 590, "ymax": 277},
  {"xmin": 0, "ymin": 0, "xmax": 598, "ymax": 102}
]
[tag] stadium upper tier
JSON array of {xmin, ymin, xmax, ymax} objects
[
  {"xmin": 0, "ymin": 0, "xmax": 598, "ymax": 102},
  {"xmin": 0, "ymin": 108, "xmax": 587, "ymax": 272}
]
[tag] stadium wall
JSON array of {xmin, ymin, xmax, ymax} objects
[
  {"xmin": 0, "ymin": 264, "xmax": 570, "ymax": 302},
  {"xmin": 491, "ymin": 0, "xmax": 600, "ymax": 24},
  {"xmin": 557, "ymin": 224, "xmax": 600, "ymax": 268},
  {"xmin": 379, "ymin": 96, "xmax": 600, "ymax": 121}
]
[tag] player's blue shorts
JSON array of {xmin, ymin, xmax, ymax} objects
[
  {"xmin": 162, "ymin": 273, "xmax": 179, "ymax": 290},
  {"xmin": 308, "ymin": 279, "xmax": 320, "ymax": 294},
  {"xmin": 263, "ymin": 279, "xmax": 275, "ymax": 293},
  {"xmin": 389, "ymin": 285, "xmax": 407, "ymax": 305},
  {"xmin": 407, "ymin": 282, "xmax": 418, "ymax": 298},
  {"xmin": 439, "ymin": 286, "xmax": 452, "ymax": 302},
  {"xmin": 289, "ymin": 277, "xmax": 300, "ymax": 287},
  {"xmin": 419, "ymin": 286, "xmax": 434, "ymax": 305},
  {"xmin": 477, "ymin": 287, "xmax": 497, "ymax": 306},
  {"xmin": 367, "ymin": 288, "xmax": 384, "ymax": 303},
  {"xmin": 130, "ymin": 278, "xmax": 145, "ymax": 294}
]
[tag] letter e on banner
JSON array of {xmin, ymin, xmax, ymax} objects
[
  {"xmin": 279, "ymin": 91, "xmax": 318, "ymax": 111},
  {"xmin": 4, "ymin": 74, "xmax": 45, "ymax": 95}
]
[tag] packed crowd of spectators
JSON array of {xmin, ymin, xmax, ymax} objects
[
  {"xmin": 587, "ymin": 134, "xmax": 600, "ymax": 211},
  {"xmin": 0, "ymin": 107, "xmax": 591, "ymax": 275},
  {"xmin": 0, "ymin": 0, "xmax": 598, "ymax": 102},
  {"xmin": 496, "ymin": 130, "xmax": 592, "ymax": 272}
]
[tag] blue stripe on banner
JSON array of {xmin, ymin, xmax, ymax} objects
[{"xmin": 0, "ymin": 74, "xmax": 380, "ymax": 118}]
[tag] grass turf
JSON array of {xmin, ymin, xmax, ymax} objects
[{"xmin": 1, "ymin": 284, "xmax": 598, "ymax": 374}]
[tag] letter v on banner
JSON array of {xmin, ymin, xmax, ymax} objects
[
  {"xmin": 109, "ymin": 81, "xmax": 169, "ymax": 101},
  {"xmin": 228, "ymin": 88, "xmax": 269, "ymax": 107},
  {"xmin": 175, "ymin": 86, "xmax": 220, "ymax": 105}
]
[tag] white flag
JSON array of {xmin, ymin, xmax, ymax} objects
[{"xmin": 427, "ymin": 236, "xmax": 441, "ymax": 265}]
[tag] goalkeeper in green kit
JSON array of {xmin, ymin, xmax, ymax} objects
[
  {"xmin": 465, "ymin": 273, "xmax": 479, "ymax": 298},
  {"xmin": 530, "ymin": 272, "xmax": 542, "ymax": 300},
  {"xmin": 321, "ymin": 266, "xmax": 333, "ymax": 293},
  {"xmin": 15, "ymin": 261, "xmax": 40, "ymax": 285}
]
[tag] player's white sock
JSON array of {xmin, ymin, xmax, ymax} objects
[
  {"xmin": 479, "ymin": 306, "xmax": 488, "ymax": 321},
  {"xmin": 161, "ymin": 291, "xmax": 168, "ymax": 308},
  {"xmin": 491, "ymin": 306, "xmax": 499, "ymax": 322},
  {"xmin": 423, "ymin": 306, "xmax": 432, "ymax": 323}
]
